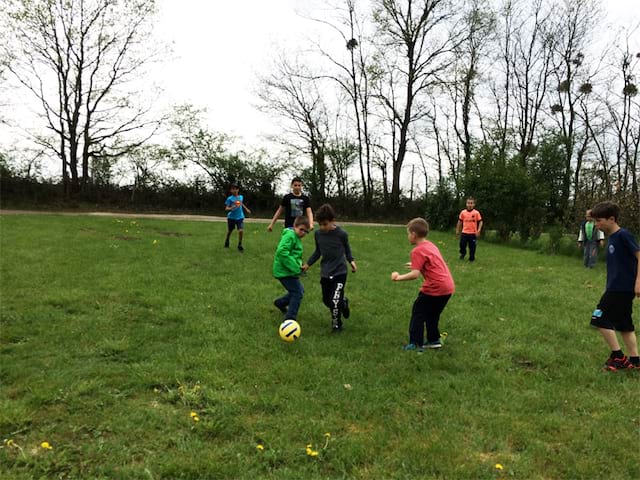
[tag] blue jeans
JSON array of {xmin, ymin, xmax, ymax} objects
[
  {"xmin": 275, "ymin": 277, "xmax": 304, "ymax": 320},
  {"xmin": 582, "ymin": 240, "xmax": 599, "ymax": 268}
]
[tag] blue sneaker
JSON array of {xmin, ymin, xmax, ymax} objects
[
  {"xmin": 402, "ymin": 343, "xmax": 424, "ymax": 352},
  {"xmin": 423, "ymin": 340, "xmax": 442, "ymax": 349}
]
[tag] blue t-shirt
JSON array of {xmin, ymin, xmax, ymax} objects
[
  {"xmin": 606, "ymin": 228, "xmax": 639, "ymax": 292},
  {"xmin": 225, "ymin": 195, "xmax": 244, "ymax": 220}
]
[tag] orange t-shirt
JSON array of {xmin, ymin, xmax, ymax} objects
[{"xmin": 459, "ymin": 209, "xmax": 482, "ymax": 235}]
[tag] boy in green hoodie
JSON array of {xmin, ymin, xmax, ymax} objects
[{"xmin": 273, "ymin": 216, "xmax": 311, "ymax": 321}]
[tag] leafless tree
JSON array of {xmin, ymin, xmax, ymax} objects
[
  {"xmin": 2, "ymin": 0, "xmax": 164, "ymax": 197},
  {"xmin": 372, "ymin": 0, "xmax": 460, "ymax": 205}
]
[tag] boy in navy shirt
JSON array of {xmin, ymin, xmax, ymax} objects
[
  {"xmin": 224, "ymin": 184, "xmax": 251, "ymax": 251},
  {"xmin": 590, "ymin": 201, "xmax": 640, "ymax": 371}
]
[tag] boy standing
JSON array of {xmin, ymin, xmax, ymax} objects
[
  {"xmin": 590, "ymin": 201, "xmax": 640, "ymax": 371},
  {"xmin": 273, "ymin": 216, "xmax": 311, "ymax": 321},
  {"xmin": 391, "ymin": 218, "xmax": 455, "ymax": 351},
  {"xmin": 224, "ymin": 184, "xmax": 251, "ymax": 251},
  {"xmin": 267, "ymin": 177, "xmax": 314, "ymax": 231},
  {"xmin": 577, "ymin": 209, "xmax": 605, "ymax": 268},
  {"xmin": 302, "ymin": 204, "xmax": 357, "ymax": 332},
  {"xmin": 456, "ymin": 197, "xmax": 483, "ymax": 262}
]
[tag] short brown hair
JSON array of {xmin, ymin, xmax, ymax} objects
[
  {"xmin": 294, "ymin": 216, "xmax": 310, "ymax": 228},
  {"xmin": 315, "ymin": 204, "xmax": 336, "ymax": 223},
  {"xmin": 591, "ymin": 201, "xmax": 620, "ymax": 221},
  {"xmin": 407, "ymin": 217, "xmax": 429, "ymax": 238}
]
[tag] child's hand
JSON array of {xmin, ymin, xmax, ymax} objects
[
  {"xmin": 350, "ymin": 261, "xmax": 357, "ymax": 273},
  {"xmin": 391, "ymin": 272, "xmax": 399, "ymax": 281},
  {"xmin": 405, "ymin": 262, "xmax": 412, "ymax": 270},
  {"xmin": 301, "ymin": 263, "xmax": 310, "ymax": 272},
  {"xmin": 267, "ymin": 225, "xmax": 273, "ymax": 232}
]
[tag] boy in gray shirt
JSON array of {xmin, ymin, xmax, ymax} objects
[{"xmin": 302, "ymin": 204, "xmax": 357, "ymax": 332}]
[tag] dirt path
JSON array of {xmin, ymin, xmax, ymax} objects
[{"xmin": 0, "ymin": 209, "xmax": 403, "ymax": 228}]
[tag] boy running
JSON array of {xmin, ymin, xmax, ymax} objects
[
  {"xmin": 224, "ymin": 184, "xmax": 251, "ymax": 252},
  {"xmin": 590, "ymin": 201, "xmax": 640, "ymax": 371},
  {"xmin": 273, "ymin": 216, "xmax": 311, "ymax": 321},
  {"xmin": 392, "ymin": 218, "xmax": 455, "ymax": 351},
  {"xmin": 456, "ymin": 197, "xmax": 483, "ymax": 262},
  {"xmin": 302, "ymin": 204, "xmax": 357, "ymax": 332},
  {"xmin": 267, "ymin": 177, "xmax": 314, "ymax": 231}
]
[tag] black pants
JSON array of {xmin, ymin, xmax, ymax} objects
[
  {"xmin": 410, "ymin": 293, "xmax": 451, "ymax": 345},
  {"xmin": 459, "ymin": 233, "xmax": 477, "ymax": 260},
  {"xmin": 321, "ymin": 274, "xmax": 347, "ymax": 328}
]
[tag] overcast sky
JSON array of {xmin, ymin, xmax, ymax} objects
[{"xmin": 153, "ymin": 0, "xmax": 640, "ymax": 148}]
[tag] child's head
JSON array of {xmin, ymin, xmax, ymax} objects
[
  {"xmin": 293, "ymin": 215, "xmax": 310, "ymax": 237},
  {"xmin": 585, "ymin": 209, "xmax": 592, "ymax": 220},
  {"xmin": 407, "ymin": 217, "xmax": 429, "ymax": 244},
  {"xmin": 291, "ymin": 177, "xmax": 303, "ymax": 195},
  {"xmin": 229, "ymin": 183, "xmax": 239, "ymax": 195},
  {"xmin": 465, "ymin": 197, "xmax": 476, "ymax": 210},
  {"xmin": 591, "ymin": 201, "xmax": 620, "ymax": 234},
  {"xmin": 315, "ymin": 204, "xmax": 336, "ymax": 231}
]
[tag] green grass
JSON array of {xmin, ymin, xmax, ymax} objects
[{"xmin": 0, "ymin": 214, "xmax": 637, "ymax": 479}]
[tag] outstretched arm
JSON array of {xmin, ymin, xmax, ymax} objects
[
  {"xmin": 267, "ymin": 206, "xmax": 283, "ymax": 231},
  {"xmin": 391, "ymin": 269, "xmax": 421, "ymax": 282},
  {"xmin": 306, "ymin": 207, "xmax": 314, "ymax": 230}
]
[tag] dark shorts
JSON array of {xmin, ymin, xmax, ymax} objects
[
  {"xmin": 590, "ymin": 291, "xmax": 635, "ymax": 332},
  {"xmin": 227, "ymin": 218, "xmax": 244, "ymax": 231}
]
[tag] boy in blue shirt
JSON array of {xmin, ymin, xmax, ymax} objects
[
  {"xmin": 590, "ymin": 201, "xmax": 640, "ymax": 371},
  {"xmin": 224, "ymin": 184, "xmax": 251, "ymax": 252}
]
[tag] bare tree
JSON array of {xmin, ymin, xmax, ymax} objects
[
  {"xmin": 257, "ymin": 54, "xmax": 329, "ymax": 201},
  {"xmin": 2, "ymin": 0, "xmax": 164, "ymax": 197},
  {"xmin": 372, "ymin": 0, "xmax": 460, "ymax": 205}
]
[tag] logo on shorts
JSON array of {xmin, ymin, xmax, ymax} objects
[{"xmin": 609, "ymin": 244, "xmax": 615, "ymax": 254}]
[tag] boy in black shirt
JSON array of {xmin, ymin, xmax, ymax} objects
[
  {"xmin": 267, "ymin": 177, "xmax": 314, "ymax": 231},
  {"xmin": 590, "ymin": 201, "xmax": 640, "ymax": 371},
  {"xmin": 302, "ymin": 204, "xmax": 357, "ymax": 332}
]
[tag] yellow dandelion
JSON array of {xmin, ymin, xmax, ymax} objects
[
  {"xmin": 309, "ymin": 450, "xmax": 318, "ymax": 457},
  {"xmin": 324, "ymin": 432, "xmax": 331, "ymax": 438},
  {"xmin": 4, "ymin": 439, "xmax": 14, "ymax": 446},
  {"xmin": 495, "ymin": 463, "xmax": 504, "ymax": 470},
  {"xmin": 256, "ymin": 444, "xmax": 264, "ymax": 451},
  {"xmin": 190, "ymin": 411, "xmax": 197, "ymax": 417},
  {"xmin": 153, "ymin": 239, "xmax": 158, "ymax": 245},
  {"xmin": 40, "ymin": 441, "xmax": 53, "ymax": 450}
]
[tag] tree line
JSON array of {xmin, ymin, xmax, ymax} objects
[{"xmin": 1, "ymin": 0, "xmax": 639, "ymax": 234}]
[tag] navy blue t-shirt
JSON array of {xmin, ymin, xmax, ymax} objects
[{"xmin": 606, "ymin": 228, "xmax": 640, "ymax": 292}]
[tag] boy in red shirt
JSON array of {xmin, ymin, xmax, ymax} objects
[
  {"xmin": 392, "ymin": 218, "xmax": 455, "ymax": 351},
  {"xmin": 456, "ymin": 197, "xmax": 483, "ymax": 262}
]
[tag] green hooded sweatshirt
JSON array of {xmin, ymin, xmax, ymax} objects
[{"xmin": 273, "ymin": 228, "xmax": 303, "ymax": 278}]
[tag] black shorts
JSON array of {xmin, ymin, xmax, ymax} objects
[
  {"xmin": 227, "ymin": 218, "xmax": 244, "ymax": 231},
  {"xmin": 590, "ymin": 291, "xmax": 635, "ymax": 332}
]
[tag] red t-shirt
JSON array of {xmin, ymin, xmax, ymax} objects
[
  {"xmin": 410, "ymin": 240, "xmax": 455, "ymax": 296},
  {"xmin": 459, "ymin": 209, "xmax": 482, "ymax": 234}
]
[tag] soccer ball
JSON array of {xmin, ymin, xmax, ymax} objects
[{"xmin": 279, "ymin": 319, "xmax": 301, "ymax": 342}]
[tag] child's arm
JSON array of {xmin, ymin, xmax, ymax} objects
[
  {"xmin": 302, "ymin": 233, "xmax": 320, "ymax": 272},
  {"xmin": 477, "ymin": 219, "xmax": 483, "ymax": 235},
  {"xmin": 275, "ymin": 234, "xmax": 302, "ymax": 275},
  {"xmin": 224, "ymin": 199, "xmax": 235, "ymax": 212},
  {"xmin": 242, "ymin": 203, "xmax": 252, "ymax": 215},
  {"xmin": 635, "ymin": 251, "xmax": 640, "ymax": 297},
  {"xmin": 267, "ymin": 206, "xmax": 283, "ymax": 232},
  {"xmin": 342, "ymin": 231, "xmax": 357, "ymax": 273},
  {"xmin": 391, "ymin": 269, "xmax": 421, "ymax": 282},
  {"xmin": 455, "ymin": 218, "xmax": 462, "ymax": 237},
  {"xmin": 305, "ymin": 207, "xmax": 314, "ymax": 231}
]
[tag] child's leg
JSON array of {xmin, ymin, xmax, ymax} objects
[
  {"xmin": 325, "ymin": 275, "xmax": 346, "ymax": 329},
  {"xmin": 238, "ymin": 229, "xmax": 244, "ymax": 245},
  {"xmin": 424, "ymin": 294, "xmax": 451, "ymax": 343},
  {"xmin": 409, "ymin": 294, "xmax": 428, "ymax": 345},
  {"xmin": 468, "ymin": 234, "xmax": 477, "ymax": 261},
  {"xmin": 621, "ymin": 331, "xmax": 638, "ymax": 357},
  {"xmin": 225, "ymin": 220, "xmax": 234, "ymax": 246},
  {"xmin": 597, "ymin": 327, "xmax": 621, "ymax": 351},
  {"xmin": 459, "ymin": 235, "xmax": 467, "ymax": 258},
  {"xmin": 279, "ymin": 277, "xmax": 304, "ymax": 320}
]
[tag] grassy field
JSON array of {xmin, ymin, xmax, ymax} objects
[{"xmin": 0, "ymin": 213, "xmax": 638, "ymax": 479}]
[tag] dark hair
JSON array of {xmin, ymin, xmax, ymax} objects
[
  {"xmin": 591, "ymin": 201, "xmax": 620, "ymax": 221},
  {"xmin": 229, "ymin": 183, "xmax": 239, "ymax": 189},
  {"xmin": 407, "ymin": 217, "xmax": 429, "ymax": 238},
  {"xmin": 293, "ymin": 216, "xmax": 310, "ymax": 228},
  {"xmin": 315, "ymin": 204, "xmax": 336, "ymax": 223},
  {"xmin": 466, "ymin": 196, "xmax": 475, "ymax": 202},
  {"xmin": 291, "ymin": 177, "xmax": 303, "ymax": 185}
]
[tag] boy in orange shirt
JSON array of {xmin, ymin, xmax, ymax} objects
[
  {"xmin": 456, "ymin": 197, "xmax": 483, "ymax": 262},
  {"xmin": 391, "ymin": 218, "xmax": 455, "ymax": 351}
]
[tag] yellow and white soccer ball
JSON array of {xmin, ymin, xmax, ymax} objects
[{"xmin": 279, "ymin": 319, "xmax": 301, "ymax": 342}]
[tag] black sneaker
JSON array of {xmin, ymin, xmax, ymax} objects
[
  {"xmin": 332, "ymin": 324, "xmax": 343, "ymax": 333},
  {"xmin": 342, "ymin": 297, "xmax": 350, "ymax": 319},
  {"xmin": 459, "ymin": 254, "xmax": 465, "ymax": 260},
  {"xmin": 273, "ymin": 301, "xmax": 287, "ymax": 314},
  {"xmin": 238, "ymin": 244, "xmax": 244, "ymax": 252},
  {"xmin": 224, "ymin": 240, "xmax": 229, "ymax": 248},
  {"xmin": 603, "ymin": 356, "xmax": 633, "ymax": 371}
]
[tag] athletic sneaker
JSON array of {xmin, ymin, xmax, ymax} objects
[
  {"xmin": 224, "ymin": 240, "xmax": 229, "ymax": 248},
  {"xmin": 423, "ymin": 340, "xmax": 442, "ymax": 349},
  {"xmin": 332, "ymin": 325, "xmax": 343, "ymax": 333},
  {"xmin": 342, "ymin": 297, "xmax": 350, "ymax": 319},
  {"xmin": 603, "ymin": 356, "xmax": 633, "ymax": 371},
  {"xmin": 402, "ymin": 343, "xmax": 424, "ymax": 352},
  {"xmin": 237, "ymin": 244, "xmax": 244, "ymax": 252}
]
